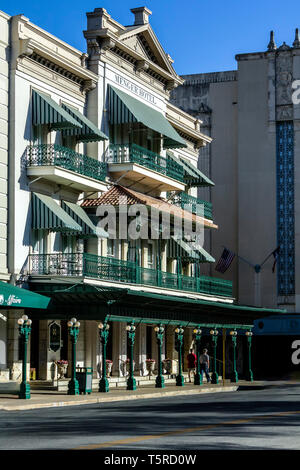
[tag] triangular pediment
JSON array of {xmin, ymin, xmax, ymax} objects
[{"xmin": 118, "ymin": 24, "xmax": 178, "ymax": 78}]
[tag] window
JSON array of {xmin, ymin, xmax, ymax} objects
[{"xmin": 276, "ymin": 121, "xmax": 295, "ymax": 296}]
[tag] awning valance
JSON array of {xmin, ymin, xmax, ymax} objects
[
  {"xmin": 0, "ymin": 281, "xmax": 50, "ymax": 309},
  {"xmin": 168, "ymin": 236, "xmax": 215, "ymax": 263},
  {"xmin": 32, "ymin": 193, "xmax": 82, "ymax": 233},
  {"xmin": 108, "ymin": 85, "xmax": 187, "ymax": 149},
  {"xmin": 61, "ymin": 104, "xmax": 108, "ymax": 142},
  {"xmin": 32, "ymin": 90, "xmax": 82, "ymax": 131},
  {"xmin": 167, "ymin": 151, "xmax": 214, "ymax": 187},
  {"xmin": 62, "ymin": 201, "xmax": 108, "ymax": 238}
]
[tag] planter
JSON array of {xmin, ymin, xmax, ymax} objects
[
  {"xmin": 163, "ymin": 359, "xmax": 172, "ymax": 375},
  {"xmin": 122, "ymin": 361, "xmax": 135, "ymax": 377},
  {"xmin": 106, "ymin": 361, "xmax": 113, "ymax": 377},
  {"xmin": 57, "ymin": 364, "xmax": 68, "ymax": 380},
  {"xmin": 146, "ymin": 361, "xmax": 156, "ymax": 376}
]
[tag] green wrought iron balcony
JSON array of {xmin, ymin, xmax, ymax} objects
[
  {"xmin": 26, "ymin": 144, "xmax": 107, "ymax": 182},
  {"xmin": 172, "ymin": 192, "xmax": 213, "ymax": 220},
  {"xmin": 107, "ymin": 143, "xmax": 185, "ymax": 183},
  {"xmin": 29, "ymin": 252, "xmax": 232, "ymax": 298}
]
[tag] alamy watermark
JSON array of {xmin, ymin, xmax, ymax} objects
[
  {"xmin": 292, "ymin": 80, "xmax": 300, "ymax": 104},
  {"xmin": 95, "ymin": 199, "xmax": 206, "ymax": 248},
  {"xmin": 291, "ymin": 340, "xmax": 300, "ymax": 365}
]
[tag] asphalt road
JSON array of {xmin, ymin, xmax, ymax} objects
[{"xmin": 1, "ymin": 384, "xmax": 300, "ymax": 451}]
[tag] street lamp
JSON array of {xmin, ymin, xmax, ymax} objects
[
  {"xmin": 245, "ymin": 330, "xmax": 254, "ymax": 382},
  {"xmin": 154, "ymin": 324, "xmax": 165, "ymax": 389},
  {"xmin": 229, "ymin": 330, "xmax": 238, "ymax": 383},
  {"xmin": 67, "ymin": 317, "xmax": 80, "ymax": 395},
  {"xmin": 98, "ymin": 321, "xmax": 110, "ymax": 393},
  {"xmin": 17, "ymin": 314, "xmax": 32, "ymax": 399},
  {"xmin": 193, "ymin": 327, "xmax": 202, "ymax": 385},
  {"xmin": 174, "ymin": 326, "xmax": 184, "ymax": 387},
  {"xmin": 210, "ymin": 329, "xmax": 219, "ymax": 384},
  {"xmin": 126, "ymin": 322, "xmax": 136, "ymax": 391}
]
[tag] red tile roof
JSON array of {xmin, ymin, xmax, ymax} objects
[{"xmin": 81, "ymin": 185, "xmax": 217, "ymax": 229}]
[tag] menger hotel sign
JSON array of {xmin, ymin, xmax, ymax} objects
[{"xmin": 114, "ymin": 74, "xmax": 157, "ymax": 105}]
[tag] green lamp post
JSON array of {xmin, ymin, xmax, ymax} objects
[
  {"xmin": 193, "ymin": 326, "xmax": 202, "ymax": 386},
  {"xmin": 210, "ymin": 329, "xmax": 219, "ymax": 384},
  {"xmin": 175, "ymin": 326, "xmax": 184, "ymax": 387},
  {"xmin": 17, "ymin": 314, "xmax": 32, "ymax": 399},
  {"xmin": 245, "ymin": 330, "xmax": 254, "ymax": 382},
  {"xmin": 154, "ymin": 324, "xmax": 165, "ymax": 389},
  {"xmin": 98, "ymin": 321, "xmax": 110, "ymax": 393},
  {"xmin": 126, "ymin": 322, "xmax": 136, "ymax": 391},
  {"xmin": 230, "ymin": 330, "xmax": 238, "ymax": 383},
  {"xmin": 67, "ymin": 317, "xmax": 80, "ymax": 395}
]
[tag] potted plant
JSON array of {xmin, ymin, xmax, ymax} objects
[
  {"xmin": 123, "ymin": 358, "xmax": 135, "ymax": 376},
  {"xmin": 146, "ymin": 358, "xmax": 156, "ymax": 376},
  {"xmin": 162, "ymin": 358, "xmax": 172, "ymax": 375},
  {"xmin": 106, "ymin": 359, "xmax": 113, "ymax": 377},
  {"xmin": 56, "ymin": 360, "xmax": 68, "ymax": 379}
]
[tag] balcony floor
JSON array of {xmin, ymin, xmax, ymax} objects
[
  {"xmin": 108, "ymin": 163, "xmax": 185, "ymax": 193},
  {"xmin": 27, "ymin": 165, "xmax": 108, "ymax": 192}
]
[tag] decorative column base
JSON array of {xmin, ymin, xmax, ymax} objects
[
  {"xmin": 99, "ymin": 377, "xmax": 109, "ymax": 393},
  {"xmin": 155, "ymin": 375, "xmax": 165, "ymax": 388},
  {"xmin": 245, "ymin": 371, "xmax": 253, "ymax": 382},
  {"xmin": 231, "ymin": 371, "xmax": 239, "ymax": 383},
  {"xmin": 19, "ymin": 382, "xmax": 31, "ymax": 400},
  {"xmin": 211, "ymin": 372, "xmax": 219, "ymax": 384},
  {"xmin": 176, "ymin": 374, "xmax": 184, "ymax": 387},
  {"xmin": 67, "ymin": 378, "xmax": 79, "ymax": 395},
  {"xmin": 127, "ymin": 377, "xmax": 136, "ymax": 391},
  {"xmin": 194, "ymin": 373, "xmax": 202, "ymax": 386}
]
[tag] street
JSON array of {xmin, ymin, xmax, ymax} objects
[{"xmin": 0, "ymin": 384, "xmax": 300, "ymax": 450}]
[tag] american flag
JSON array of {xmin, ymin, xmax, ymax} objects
[
  {"xmin": 215, "ymin": 248, "xmax": 235, "ymax": 273},
  {"xmin": 272, "ymin": 246, "xmax": 280, "ymax": 273}
]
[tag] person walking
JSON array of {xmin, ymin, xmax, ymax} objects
[
  {"xmin": 187, "ymin": 348, "xmax": 197, "ymax": 383},
  {"xmin": 200, "ymin": 348, "xmax": 211, "ymax": 383}
]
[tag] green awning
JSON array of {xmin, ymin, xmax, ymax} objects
[
  {"xmin": 167, "ymin": 151, "xmax": 214, "ymax": 187},
  {"xmin": 0, "ymin": 281, "xmax": 50, "ymax": 309},
  {"xmin": 168, "ymin": 236, "xmax": 215, "ymax": 263},
  {"xmin": 32, "ymin": 193, "xmax": 82, "ymax": 233},
  {"xmin": 62, "ymin": 201, "xmax": 108, "ymax": 238},
  {"xmin": 32, "ymin": 90, "xmax": 82, "ymax": 131},
  {"xmin": 61, "ymin": 104, "xmax": 108, "ymax": 142},
  {"xmin": 109, "ymin": 85, "xmax": 187, "ymax": 149}
]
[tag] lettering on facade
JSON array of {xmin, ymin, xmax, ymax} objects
[
  {"xmin": 114, "ymin": 74, "xmax": 157, "ymax": 105},
  {"xmin": 0, "ymin": 294, "xmax": 22, "ymax": 306}
]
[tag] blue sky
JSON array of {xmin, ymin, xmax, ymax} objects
[{"xmin": 2, "ymin": 0, "xmax": 300, "ymax": 75}]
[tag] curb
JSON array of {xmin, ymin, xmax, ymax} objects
[{"xmin": 0, "ymin": 385, "xmax": 238, "ymax": 411}]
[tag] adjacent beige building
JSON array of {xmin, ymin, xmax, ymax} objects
[{"xmin": 171, "ymin": 31, "xmax": 300, "ymax": 315}]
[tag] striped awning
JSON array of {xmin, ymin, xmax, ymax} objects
[
  {"xmin": 62, "ymin": 201, "xmax": 108, "ymax": 238},
  {"xmin": 168, "ymin": 236, "xmax": 215, "ymax": 263},
  {"xmin": 32, "ymin": 90, "xmax": 82, "ymax": 131},
  {"xmin": 61, "ymin": 104, "xmax": 108, "ymax": 142},
  {"xmin": 167, "ymin": 152, "xmax": 214, "ymax": 187},
  {"xmin": 109, "ymin": 85, "xmax": 187, "ymax": 149},
  {"xmin": 32, "ymin": 193, "xmax": 82, "ymax": 233}
]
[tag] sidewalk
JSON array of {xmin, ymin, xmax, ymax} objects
[
  {"xmin": 0, "ymin": 382, "xmax": 239, "ymax": 411},
  {"xmin": 1, "ymin": 379, "xmax": 298, "ymax": 411}
]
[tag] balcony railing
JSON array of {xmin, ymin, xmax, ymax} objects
[
  {"xmin": 172, "ymin": 192, "xmax": 213, "ymax": 220},
  {"xmin": 29, "ymin": 252, "xmax": 233, "ymax": 298},
  {"xmin": 26, "ymin": 144, "xmax": 107, "ymax": 182},
  {"xmin": 107, "ymin": 143, "xmax": 185, "ymax": 183}
]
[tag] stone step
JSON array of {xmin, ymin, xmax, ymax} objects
[{"xmin": 30, "ymin": 373, "xmax": 224, "ymax": 392}]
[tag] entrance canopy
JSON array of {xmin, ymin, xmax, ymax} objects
[
  {"xmin": 0, "ymin": 282, "xmax": 50, "ymax": 309},
  {"xmin": 28, "ymin": 282, "xmax": 286, "ymax": 327},
  {"xmin": 109, "ymin": 85, "xmax": 187, "ymax": 149}
]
